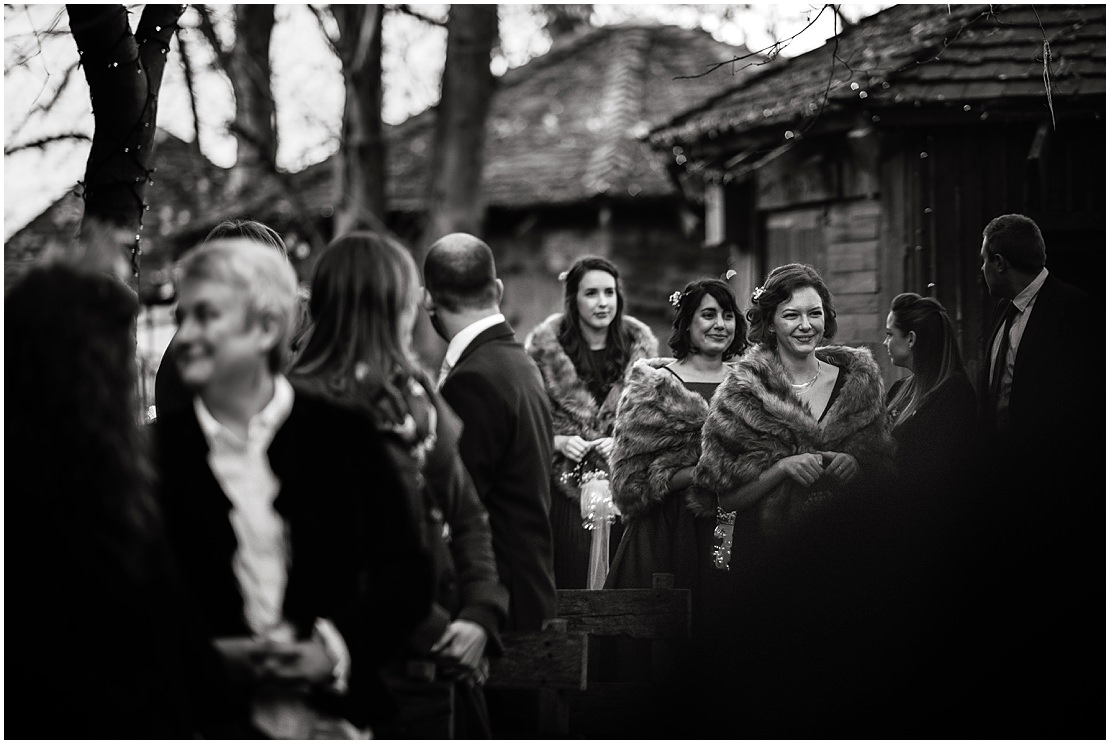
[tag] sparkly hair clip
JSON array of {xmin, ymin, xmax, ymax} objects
[
  {"xmin": 669, "ymin": 290, "xmax": 684, "ymax": 308},
  {"xmin": 752, "ymin": 285, "xmax": 766, "ymax": 302}
]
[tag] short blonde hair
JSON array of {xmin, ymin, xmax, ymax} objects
[{"xmin": 176, "ymin": 238, "xmax": 299, "ymax": 372}]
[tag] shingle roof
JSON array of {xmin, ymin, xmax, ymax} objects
[
  {"xmin": 650, "ymin": 4, "xmax": 1105, "ymax": 147},
  {"xmin": 297, "ymin": 23, "xmax": 753, "ymax": 212}
]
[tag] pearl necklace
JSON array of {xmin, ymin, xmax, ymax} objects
[{"xmin": 789, "ymin": 365, "xmax": 821, "ymax": 390}]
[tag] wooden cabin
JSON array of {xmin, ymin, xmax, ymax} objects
[{"xmin": 648, "ymin": 4, "xmax": 1105, "ymax": 383}]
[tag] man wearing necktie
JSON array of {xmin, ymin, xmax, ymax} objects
[{"xmin": 969, "ymin": 213, "xmax": 1098, "ymax": 738}]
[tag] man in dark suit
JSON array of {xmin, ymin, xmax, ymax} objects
[
  {"xmin": 154, "ymin": 237, "xmax": 432, "ymax": 737},
  {"xmin": 978, "ymin": 213, "xmax": 1091, "ymax": 448},
  {"xmin": 970, "ymin": 213, "xmax": 1101, "ymax": 738},
  {"xmin": 421, "ymin": 232, "xmax": 557, "ymax": 632},
  {"xmin": 422, "ymin": 232, "xmax": 557, "ymax": 739}
]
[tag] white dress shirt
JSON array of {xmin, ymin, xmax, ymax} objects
[
  {"xmin": 989, "ymin": 267, "xmax": 1049, "ymax": 418},
  {"xmin": 194, "ymin": 375, "xmax": 349, "ymax": 690},
  {"xmin": 439, "ymin": 312, "xmax": 505, "ymax": 386}
]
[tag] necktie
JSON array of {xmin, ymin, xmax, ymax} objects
[
  {"xmin": 436, "ymin": 357, "xmax": 453, "ymax": 390},
  {"xmin": 989, "ymin": 301, "xmax": 1019, "ymax": 403}
]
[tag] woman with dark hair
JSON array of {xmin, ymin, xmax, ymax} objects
[
  {"xmin": 288, "ymin": 231, "xmax": 507, "ymax": 738},
  {"xmin": 524, "ymin": 256, "xmax": 658, "ymax": 589},
  {"xmin": 884, "ymin": 292, "xmax": 979, "ymax": 501},
  {"xmin": 882, "ymin": 292, "xmax": 982, "ymax": 668},
  {"xmin": 604, "ymin": 278, "xmax": 746, "ymax": 606},
  {"xmin": 5, "ymin": 257, "xmax": 231, "ymax": 738}
]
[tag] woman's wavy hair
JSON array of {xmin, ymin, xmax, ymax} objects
[
  {"xmin": 557, "ymin": 255, "xmax": 631, "ymax": 386},
  {"xmin": 745, "ymin": 263, "xmax": 838, "ymax": 347},
  {"xmin": 668, "ymin": 278, "xmax": 747, "ymax": 360},
  {"xmin": 6, "ymin": 263, "xmax": 159, "ymax": 580},
  {"xmin": 290, "ymin": 232, "xmax": 425, "ymax": 425},
  {"xmin": 885, "ymin": 292, "xmax": 969, "ymax": 428}
]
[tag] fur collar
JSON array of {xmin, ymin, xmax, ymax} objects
[
  {"xmin": 525, "ymin": 312, "xmax": 658, "ymax": 501},
  {"xmin": 610, "ymin": 358, "xmax": 711, "ymax": 518},
  {"xmin": 692, "ymin": 343, "xmax": 895, "ymax": 521}
]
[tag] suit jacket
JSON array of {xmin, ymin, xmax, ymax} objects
[
  {"xmin": 153, "ymin": 387, "xmax": 433, "ymax": 728},
  {"xmin": 978, "ymin": 273, "xmax": 1090, "ymax": 453},
  {"xmin": 439, "ymin": 321, "xmax": 557, "ymax": 632}
]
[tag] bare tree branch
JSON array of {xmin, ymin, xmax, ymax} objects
[
  {"xmin": 675, "ymin": 4, "xmax": 835, "ymax": 80},
  {"xmin": 390, "ymin": 4, "xmax": 446, "ymax": 27},
  {"xmin": 1030, "ymin": 5, "xmax": 1056, "ymax": 130},
  {"xmin": 175, "ymin": 30, "xmax": 204, "ymax": 158},
  {"xmin": 193, "ymin": 4, "xmax": 232, "ymax": 71},
  {"xmin": 27, "ymin": 58, "xmax": 81, "ymax": 116},
  {"xmin": 4, "ymin": 131, "xmax": 90, "ymax": 155},
  {"xmin": 307, "ymin": 4, "xmax": 342, "ymax": 59},
  {"xmin": 351, "ymin": 4, "xmax": 382, "ymax": 71}
]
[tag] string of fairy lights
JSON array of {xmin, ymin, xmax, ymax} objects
[{"xmin": 70, "ymin": 5, "xmax": 186, "ymax": 287}]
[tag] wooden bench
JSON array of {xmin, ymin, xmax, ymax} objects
[
  {"xmin": 556, "ymin": 573, "xmax": 692, "ymax": 738},
  {"xmin": 486, "ymin": 618, "xmax": 589, "ymax": 737}
]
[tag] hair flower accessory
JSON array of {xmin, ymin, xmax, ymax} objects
[
  {"xmin": 669, "ymin": 290, "xmax": 683, "ymax": 308},
  {"xmin": 752, "ymin": 285, "xmax": 766, "ymax": 302},
  {"xmin": 558, "ymin": 270, "xmax": 569, "ymax": 282}
]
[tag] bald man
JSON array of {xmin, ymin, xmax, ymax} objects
[{"xmin": 422, "ymin": 233, "xmax": 557, "ymax": 635}]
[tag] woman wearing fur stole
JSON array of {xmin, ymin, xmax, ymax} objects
[
  {"xmin": 524, "ymin": 256, "xmax": 658, "ymax": 589},
  {"xmin": 693, "ymin": 262, "xmax": 895, "ymax": 549},
  {"xmin": 604, "ymin": 279, "xmax": 746, "ymax": 615},
  {"xmin": 675, "ymin": 264, "xmax": 897, "ymax": 737}
]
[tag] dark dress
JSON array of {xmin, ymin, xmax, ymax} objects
[
  {"xmin": 549, "ymin": 347, "xmax": 628, "ymax": 589},
  {"xmin": 604, "ymin": 378, "xmax": 718, "ymax": 623}
]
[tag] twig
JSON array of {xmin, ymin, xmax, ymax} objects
[
  {"xmin": 1031, "ymin": 6, "xmax": 1056, "ymax": 130},
  {"xmin": 5, "ymin": 131, "xmax": 91, "ymax": 155},
  {"xmin": 675, "ymin": 4, "xmax": 834, "ymax": 80},
  {"xmin": 391, "ymin": 4, "xmax": 446, "ymax": 27}
]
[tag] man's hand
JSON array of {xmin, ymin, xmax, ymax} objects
[
  {"xmin": 213, "ymin": 637, "xmax": 336, "ymax": 687},
  {"xmin": 430, "ymin": 619, "xmax": 488, "ymax": 673}
]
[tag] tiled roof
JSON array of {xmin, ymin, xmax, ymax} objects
[
  {"xmin": 297, "ymin": 23, "xmax": 752, "ymax": 212},
  {"xmin": 650, "ymin": 4, "xmax": 1105, "ymax": 147}
]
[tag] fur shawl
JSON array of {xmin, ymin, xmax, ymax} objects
[
  {"xmin": 525, "ymin": 312, "xmax": 658, "ymax": 501},
  {"xmin": 609, "ymin": 358, "xmax": 735, "ymax": 519},
  {"xmin": 692, "ymin": 344, "xmax": 895, "ymax": 532}
]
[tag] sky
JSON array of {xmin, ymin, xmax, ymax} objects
[{"xmin": 3, "ymin": 3, "xmax": 890, "ymax": 240}]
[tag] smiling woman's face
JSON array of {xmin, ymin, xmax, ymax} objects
[
  {"xmin": 771, "ymin": 286, "xmax": 825, "ymax": 358},
  {"xmin": 689, "ymin": 292, "xmax": 735, "ymax": 359}
]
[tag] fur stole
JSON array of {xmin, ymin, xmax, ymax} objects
[
  {"xmin": 525, "ymin": 312, "xmax": 658, "ymax": 501},
  {"xmin": 691, "ymin": 344, "xmax": 895, "ymax": 532},
  {"xmin": 609, "ymin": 358, "xmax": 713, "ymax": 519}
]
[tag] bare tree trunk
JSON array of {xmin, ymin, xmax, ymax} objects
[
  {"xmin": 330, "ymin": 5, "xmax": 385, "ymax": 234},
  {"xmin": 227, "ymin": 4, "xmax": 277, "ymax": 194},
  {"xmin": 423, "ymin": 4, "xmax": 498, "ymax": 248},
  {"xmin": 414, "ymin": 4, "xmax": 498, "ymax": 369},
  {"xmin": 67, "ymin": 4, "xmax": 185, "ymax": 289}
]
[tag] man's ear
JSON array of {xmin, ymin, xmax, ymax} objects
[
  {"xmin": 494, "ymin": 278, "xmax": 504, "ymax": 305},
  {"xmin": 421, "ymin": 287, "xmax": 435, "ymax": 312}
]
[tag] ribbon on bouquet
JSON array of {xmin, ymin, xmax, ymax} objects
[{"xmin": 579, "ymin": 473, "xmax": 620, "ymax": 590}]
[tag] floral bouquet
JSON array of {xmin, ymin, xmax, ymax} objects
[{"xmin": 567, "ymin": 467, "xmax": 621, "ymax": 589}]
